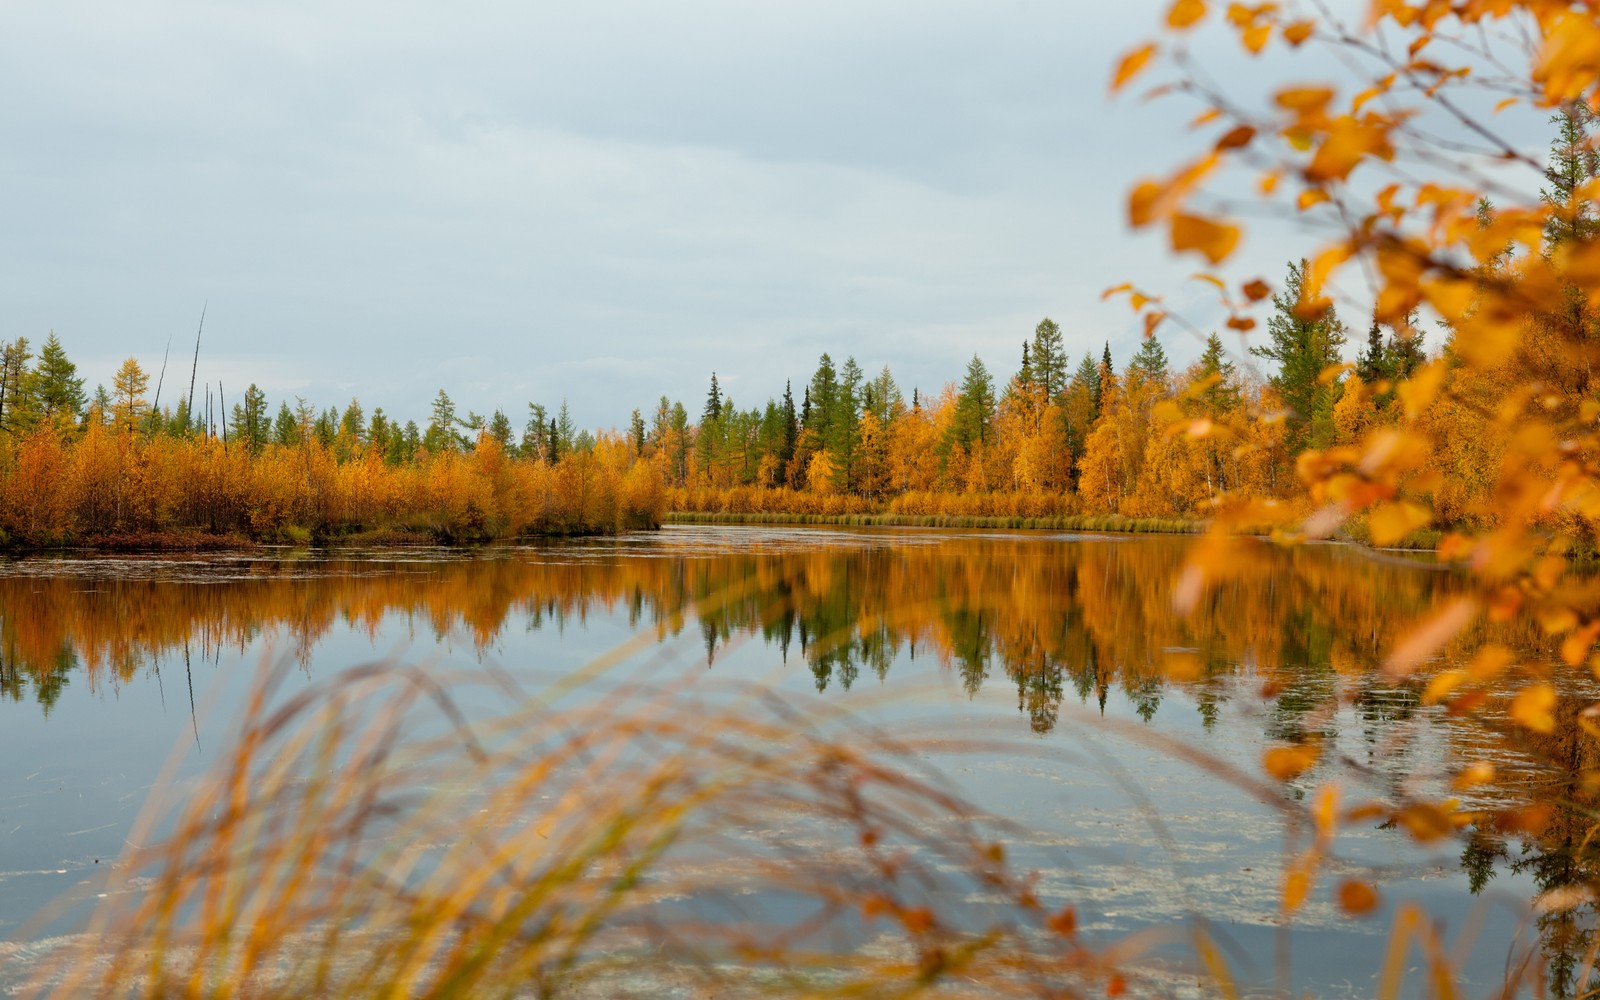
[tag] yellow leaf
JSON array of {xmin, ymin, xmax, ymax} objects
[
  {"xmin": 1112, "ymin": 43, "xmax": 1158, "ymax": 93},
  {"xmin": 1166, "ymin": 0, "xmax": 1206, "ymax": 29},
  {"xmin": 1297, "ymin": 189, "xmax": 1329, "ymax": 210},
  {"xmin": 1382, "ymin": 597, "xmax": 1477, "ymax": 680},
  {"xmin": 1275, "ymin": 86, "xmax": 1335, "ymax": 114},
  {"xmin": 1241, "ymin": 23, "xmax": 1270, "ymax": 54},
  {"xmin": 1509, "ymin": 683, "xmax": 1558, "ymax": 735},
  {"xmin": 1368, "ymin": 500, "xmax": 1431, "ymax": 546},
  {"xmin": 1170, "ymin": 213, "xmax": 1241, "ymax": 264},
  {"xmin": 1396, "ymin": 358, "xmax": 1447, "ymax": 421},
  {"xmin": 1263, "ymin": 744, "xmax": 1319, "ymax": 780},
  {"xmin": 1493, "ymin": 97, "xmax": 1518, "ymax": 114},
  {"xmin": 1283, "ymin": 865, "xmax": 1312, "ymax": 913},
  {"xmin": 1451, "ymin": 762, "xmax": 1495, "ymax": 790},
  {"xmin": 1283, "ymin": 20, "xmax": 1314, "ymax": 47}
]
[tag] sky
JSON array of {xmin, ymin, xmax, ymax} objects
[{"xmin": 0, "ymin": 0, "xmax": 1550, "ymax": 431}]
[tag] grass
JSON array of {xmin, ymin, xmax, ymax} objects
[{"xmin": 22, "ymin": 649, "xmax": 1167, "ymax": 999}]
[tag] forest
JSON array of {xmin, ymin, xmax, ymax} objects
[{"xmin": 0, "ymin": 239, "xmax": 1506, "ymax": 548}]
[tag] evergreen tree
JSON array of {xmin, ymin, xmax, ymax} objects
[
  {"xmin": 339, "ymin": 398, "xmax": 365, "ymax": 444},
  {"xmin": 274, "ymin": 401, "xmax": 299, "ymax": 446},
  {"xmin": 368, "ymin": 407, "xmax": 392, "ymax": 457},
  {"xmin": 703, "ymin": 373, "xmax": 723, "ymax": 425},
  {"xmin": 1074, "ymin": 353, "xmax": 1102, "ymax": 416},
  {"xmin": 1017, "ymin": 341, "xmax": 1034, "ymax": 390},
  {"xmin": 1195, "ymin": 333, "xmax": 1242, "ymax": 413},
  {"xmin": 1542, "ymin": 102, "xmax": 1600, "ymax": 247},
  {"xmin": 1031, "ymin": 318, "xmax": 1068, "ymax": 399},
  {"xmin": 32, "ymin": 333, "xmax": 85, "ymax": 422},
  {"xmin": 234, "ymin": 384, "xmax": 270, "ymax": 451},
  {"xmin": 1252, "ymin": 259, "xmax": 1348, "ymax": 453},
  {"xmin": 1356, "ymin": 320, "xmax": 1390, "ymax": 383},
  {"xmin": 425, "ymin": 389, "xmax": 459, "ymax": 453},
  {"xmin": 777, "ymin": 377, "xmax": 796, "ymax": 480},
  {"xmin": 629, "ymin": 408, "xmax": 646, "ymax": 456},
  {"xmin": 950, "ymin": 355, "xmax": 996, "ymax": 449},
  {"xmin": 0, "ymin": 338, "xmax": 32, "ymax": 434},
  {"xmin": 1126, "ymin": 335, "xmax": 1170, "ymax": 385},
  {"xmin": 556, "ymin": 399, "xmax": 576, "ymax": 454},
  {"xmin": 807, "ymin": 353, "xmax": 839, "ymax": 436},
  {"xmin": 524, "ymin": 403, "xmax": 549, "ymax": 460},
  {"xmin": 487, "ymin": 408, "xmax": 515, "ymax": 452}
]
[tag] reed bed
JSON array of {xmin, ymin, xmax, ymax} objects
[{"xmin": 18, "ymin": 650, "xmax": 1174, "ymax": 999}]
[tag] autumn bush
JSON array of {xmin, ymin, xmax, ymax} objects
[{"xmin": 0, "ymin": 426, "xmax": 664, "ymax": 548}]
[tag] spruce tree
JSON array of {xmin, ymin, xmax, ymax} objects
[
  {"xmin": 1126, "ymin": 335, "xmax": 1170, "ymax": 385},
  {"xmin": 1252, "ymin": 259, "xmax": 1348, "ymax": 452},
  {"xmin": 32, "ymin": 333, "xmax": 85, "ymax": 421},
  {"xmin": 1031, "ymin": 318, "xmax": 1067, "ymax": 399},
  {"xmin": 703, "ymin": 373, "xmax": 722, "ymax": 425}
]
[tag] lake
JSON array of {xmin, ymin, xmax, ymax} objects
[{"xmin": 0, "ymin": 525, "xmax": 1590, "ymax": 997}]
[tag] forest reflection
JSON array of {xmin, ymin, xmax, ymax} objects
[
  {"xmin": 0, "ymin": 534, "xmax": 1467, "ymax": 727},
  {"xmin": 3, "ymin": 530, "xmax": 1600, "ymax": 990}
]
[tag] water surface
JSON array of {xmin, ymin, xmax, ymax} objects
[{"xmin": 0, "ymin": 526, "xmax": 1589, "ymax": 996}]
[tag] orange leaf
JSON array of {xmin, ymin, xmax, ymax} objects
[
  {"xmin": 1368, "ymin": 501, "xmax": 1431, "ymax": 546},
  {"xmin": 1241, "ymin": 278, "xmax": 1271, "ymax": 301},
  {"xmin": 1216, "ymin": 124, "xmax": 1256, "ymax": 150},
  {"xmin": 1337, "ymin": 879, "xmax": 1380, "ymax": 916},
  {"xmin": 1263, "ymin": 744, "xmax": 1319, "ymax": 780},
  {"xmin": 1283, "ymin": 20, "xmax": 1313, "ymax": 46},
  {"xmin": 1241, "ymin": 22, "xmax": 1270, "ymax": 54},
  {"xmin": 1382, "ymin": 597, "xmax": 1477, "ymax": 680},
  {"xmin": 1166, "ymin": 0, "xmax": 1206, "ymax": 29},
  {"xmin": 1170, "ymin": 213, "xmax": 1241, "ymax": 264},
  {"xmin": 1112, "ymin": 43, "xmax": 1158, "ymax": 93},
  {"xmin": 1509, "ymin": 683, "xmax": 1558, "ymax": 735}
]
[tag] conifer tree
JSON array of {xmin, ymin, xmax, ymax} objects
[
  {"xmin": 274, "ymin": 401, "xmax": 299, "ymax": 446},
  {"xmin": 32, "ymin": 333, "xmax": 85, "ymax": 423},
  {"xmin": 629, "ymin": 408, "xmax": 646, "ymax": 456},
  {"xmin": 1251, "ymin": 259, "xmax": 1348, "ymax": 453},
  {"xmin": 1126, "ymin": 335, "xmax": 1170, "ymax": 385},
  {"xmin": 951, "ymin": 355, "xmax": 996, "ymax": 450},
  {"xmin": 1031, "ymin": 318, "xmax": 1067, "ymax": 400},
  {"xmin": 702, "ymin": 373, "xmax": 722, "ymax": 425}
]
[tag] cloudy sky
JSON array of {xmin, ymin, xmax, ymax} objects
[{"xmin": 0, "ymin": 0, "xmax": 1521, "ymax": 431}]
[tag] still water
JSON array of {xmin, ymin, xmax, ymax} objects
[{"xmin": 0, "ymin": 526, "xmax": 1589, "ymax": 996}]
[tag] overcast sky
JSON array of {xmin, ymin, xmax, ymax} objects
[{"xmin": 0, "ymin": 0, "xmax": 1540, "ymax": 430}]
